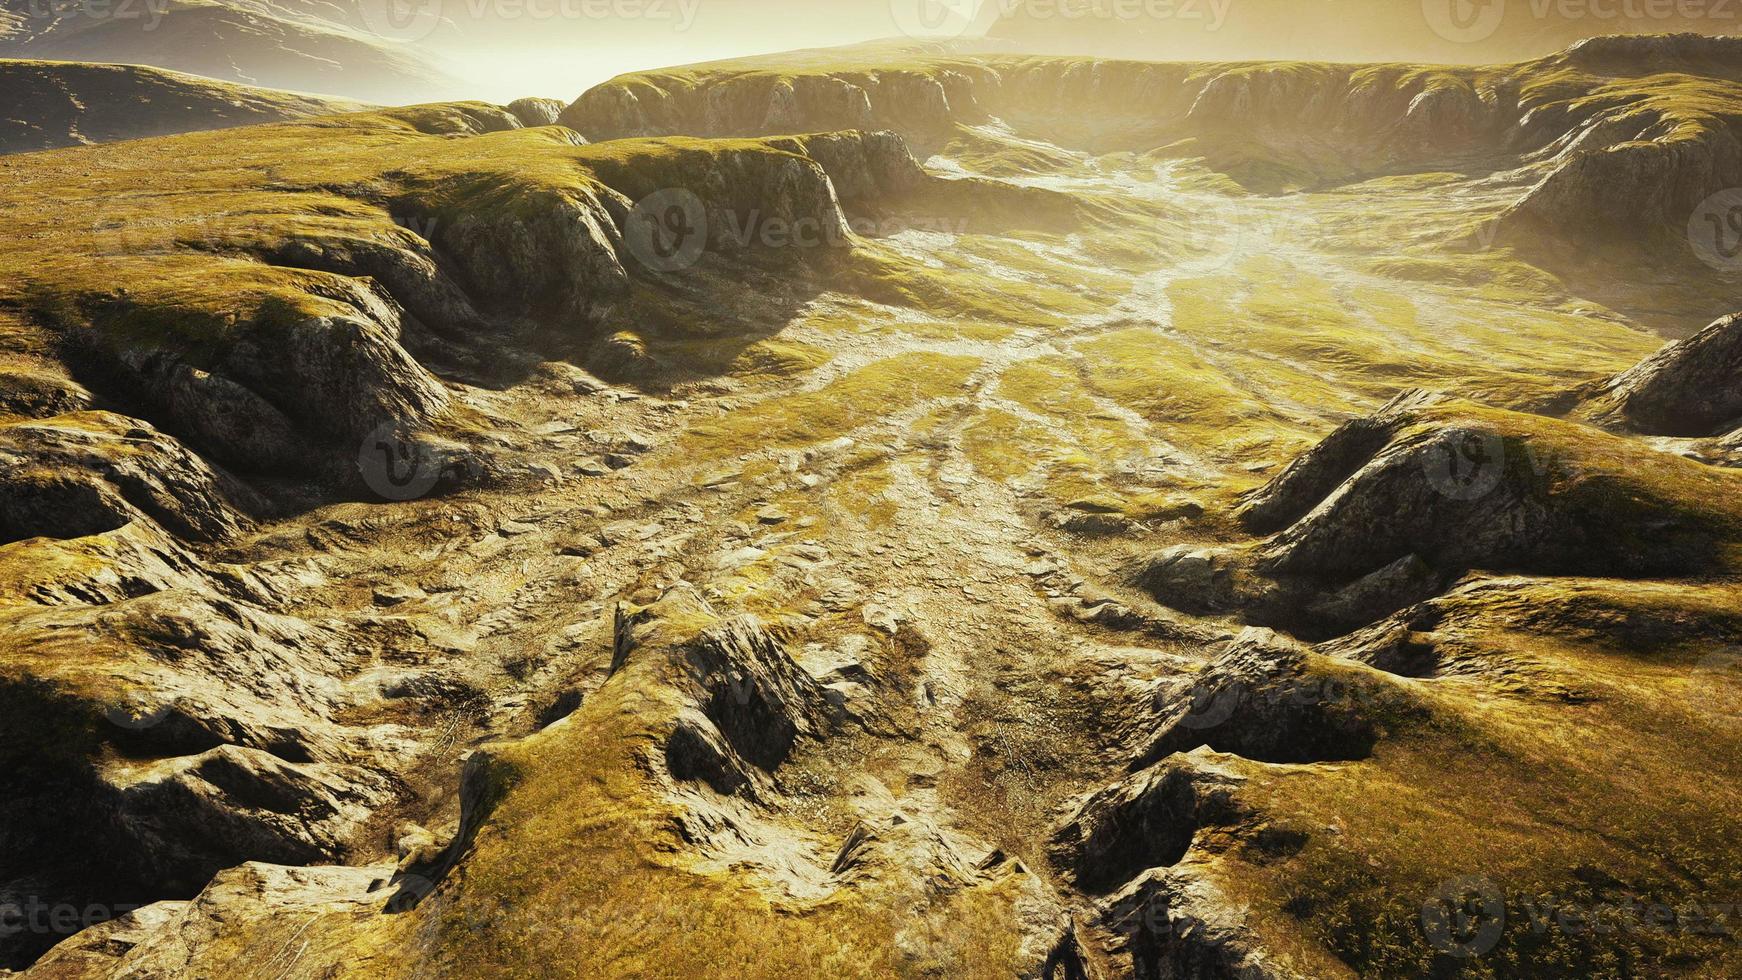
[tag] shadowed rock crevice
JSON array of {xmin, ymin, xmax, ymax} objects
[
  {"xmin": 1130, "ymin": 629, "xmax": 1393, "ymax": 770},
  {"xmin": 1097, "ymin": 868, "xmax": 1302, "ymax": 980},
  {"xmin": 1049, "ymin": 757, "xmax": 1246, "ymax": 895}
]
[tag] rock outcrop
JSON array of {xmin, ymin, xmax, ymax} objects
[
  {"xmin": 1129, "ymin": 629, "xmax": 1391, "ymax": 769},
  {"xmin": 1138, "ymin": 392, "xmax": 1742, "ymax": 637},
  {"xmin": 562, "ymin": 38, "xmax": 1742, "ymax": 242},
  {"xmin": 665, "ymin": 614, "xmax": 837, "ymax": 797},
  {"xmin": 1253, "ymin": 398, "xmax": 1741, "ymax": 581},
  {"xmin": 1577, "ymin": 311, "xmax": 1742, "ymax": 437},
  {"xmin": 0, "ymin": 413, "xmax": 257, "ymax": 545},
  {"xmin": 1049, "ymin": 755, "xmax": 1245, "ymax": 894}
]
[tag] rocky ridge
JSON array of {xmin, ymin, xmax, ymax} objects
[{"xmin": 561, "ymin": 36, "xmax": 1742, "ymax": 245}]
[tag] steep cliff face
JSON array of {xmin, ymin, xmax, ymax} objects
[
  {"xmin": 1500, "ymin": 36, "xmax": 1742, "ymax": 243},
  {"xmin": 562, "ymin": 67, "xmax": 979, "ymax": 143},
  {"xmin": 987, "ymin": 0, "xmax": 1742, "ymax": 66}
]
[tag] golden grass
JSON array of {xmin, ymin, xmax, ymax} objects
[{"xmin": 680, "ymin": 352, "xmax": 981, "ymax": 454}]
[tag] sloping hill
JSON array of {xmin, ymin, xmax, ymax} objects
[
  {"xmin": 0, "ymin": 59, "xmax": 361, "ymax": 153},
  {"xmin": 0, "ymin": 0, "xmax": 459, "ymax": 102}
]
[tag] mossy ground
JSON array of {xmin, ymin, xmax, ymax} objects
[{"xmin": 7, "ymin": 47, "xmax": 1742, "ymax": 980}]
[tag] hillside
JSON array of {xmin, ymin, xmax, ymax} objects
[
  {"xmin": 0, "ymin": 59, "xmax": 362, "ymax": 153},
  {"xmin": 2, "ymin": 36, "xmax": 1741, "ymax": 980},
  {"xmin": 0, "ymin": 0, "xmax": 460, "ymax": 102}
]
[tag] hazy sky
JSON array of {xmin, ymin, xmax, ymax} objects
[
  {"xmin": 420, "ymin": 0, "xmax": 981, "ymax": 100},
  {"xmin": 417, "ymin": 0, "xmax": 1742, "ymax": 102}
]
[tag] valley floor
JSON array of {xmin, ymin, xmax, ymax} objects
[{"xmin": 8, "ymin": 104, "xmax": 1742, "ymax": 978}]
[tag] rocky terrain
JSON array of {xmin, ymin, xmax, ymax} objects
[
  {"xmin": 0, "ymin": 0, "xmax": 459, "ymax": 102},
  {"xmin": 2, "ymin": 34, "xmax": 1741, "ymax": 979},
  {"xmin": 562, "ymin": 34, "xmax": 1742, "ymax": 251},
  {"xmin": 0, "ymin": 59, "xmax": 361, "ymax": 153}
]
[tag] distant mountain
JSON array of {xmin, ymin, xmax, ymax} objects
[
  {"xmin": 0, "ymin": 0, "xmax": 461, "ymax": 102},
  {"xmin": 0, "ymin": 58, "xmax": 361, "ymax": 154},
  {"xmin": 986, "ymin": 0, "xmax": 1741, "ymax": 64}
]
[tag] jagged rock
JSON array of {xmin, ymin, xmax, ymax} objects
[
  {"xmin": 1097, "ymin": 868, "xmax": 1305, "ymax": 980},
  {"xmin": 1128, "ymin": 545, "xmax": 1247, "ymax": 615},
  {"xmin": 430, "ymin": 184, "xmax": 631, "ymax": 333},
  {"xmin": 561, "ymin": 70, "xmax": 962, "ymax": 144},
  {"xmin": 1132, "ymin": 628, "xmax": 1388, "ymax": 768},
  {"xmin": 665, "ymin": 709, "xmax": 761, "ymax": 797},
  {"xmin": 103, "ymin": 746, "xmax": 391, "ymax": 891},
  {"xmin": 1256, "ymin": 399, "xmax": 1738, "ymax": 580},
  {"xmin": 0, "ymin": 413, "xmax": 256, "ymax": 546},
  {"xmin": 768, "ymin": 130, "xmax": 926, "ymax": 203},
  {"xmin": 1578, "ymin": 312, "xmax": 1742, "ymax": 437},
  {"xmin": 1237, "ymin": 389, "xmax": 1445, "ymax": 535},
  {"xmin": 0, "ymin": 364, "xmax": 92, "ymax": 420},
  {"xmin": 115, "ymin": 350, "xmax": 308, "ymax": 472},
  {"xmin": 676, "ymin": 616, "xmax": 835, "ymax": 773},
  {"xmin": 42, "ymin": 863, "xmax": 396, "ymax": 977},
  {"xmin": 19, "ymin": 899, "xmax": 187, "ymax": 976},
  {"xmin": 1303, "ymin": 553, "xmax": 1445, "ymax": 631},
  {"xmin": 1323, "ymin": 617, "xmax": 1444, "ymax": 679},
  {"xmin": 1049, "ymin": 755, "xmax": 1245, "ymax": 894}
]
